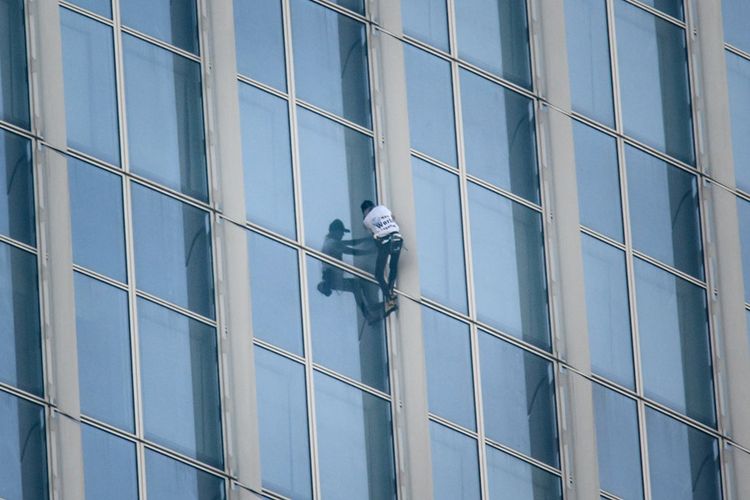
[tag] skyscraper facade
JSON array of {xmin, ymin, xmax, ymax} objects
[{"xmin": 1, "ymin": 0, "xmax": 749, "ymax": 499}]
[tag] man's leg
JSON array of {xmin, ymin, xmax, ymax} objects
[
  {"xmin": 374, "ymin": 239, "xmax": 389, "ymax": 298},
  {"xmin": 386, "ymin": 236, "xmax": 403, "ymax": 298}
]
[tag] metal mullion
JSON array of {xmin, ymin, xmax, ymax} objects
[
  {"xmin": 484, "ymin": 438, "xmax": 563, "ymax": 478},
  {"xmin": 606, "ymin": 0, "xmax": 623, "ymax": 134},
  {"xmin": 682, "ymin": 0, "xmax": 703, "ymax": 176},
  {"xmin": 260, "ymin": 488, "xmax": 293, "ymax": 500},
  {"xmin": 621, "ymin": 135, "xmax": 702, "ymax": 176},
  {"xmin": 24, "ymin": 0, "xmax": 37, "ymax": 139},
  {"xmin": 80, "ymin": 414, "xmax": 139, "ymax": 443},
  {"xmin": 253, "ymin": 339, "xmax": 307, "ymax": 366},
  {"xmin": 469, "ymin": 322, "xmax": 489, "ymax": 500},
  {"xmin": 641, "ymin": 398, "xmax": 722, "ymax": 439},
  {"xmin": 0, "ymin": 233, "xmax": 37, "ymax": 254},
  {"xmin": 64, "ymin": 146, "xmax": 122, "ymax": 173},
  {"xmin": 71, "ymin": 263, "xmax": 129, "ymax": 291},
  {"xmin": 590, "ymin": 373, "xmax": 640, "ymax": 402},
  {"xmin": 580, "ymin": 225, "xmax": 628, "ymax": 252},
  {"xmin": 120, "ymin": 25, "xmax": 202, "ymax": 63},
  {"xmin": 621, "ymin": 0, "xmax": 687, "ymax": 28},
  {"xmin": 59, "ymin": 1, "xmax": 114, "ymax": 27},
  {"xmin": 295, "ymin": 99, "xmax": 374, "ymax": 138},
  {"xmin": 128, "ymin": 173, "xmax": 214, "ymax": 212},
  {"xmin": 465, "ymin": 175, "xmax": 543, "ymax": 213},
  {"xmin": 568, "ymin": 110, "xmax": 619, "ymax": 140},
  {"xmin": 428, "ymin": 413, "xmax": 479, "ymax": 441},
  {"xmin": 245, "ymin": 222, "xmax": 299, "ymax": 251},
  {"xmin": 456, "ymin": 58, "xmax": 537, "ymax": 101},
  {"xmin": 420, "ymin": 297, "xmax": 472, "ymax": 326},
  {"xmin": 0, "ymin": 119, "xmax": 36, "ymax": 140},
  {"xmin": 630, "ymin": 250, "xmax": 708, "ymax": 289},
  {"xmin": 600, "ymin": 489, "xmax": 623, "ymax": 500},
  {"xmin": 724, "ymin": 43, "xmax": 750, "ymax": 63},
  {"xmin": 0, "ymin": 381, "xmax": 49, "ymax": 408},
  {"xmin": 134, "ymin": 290, "xmax": 218, "ymax": 327},
  {"xmin": 476, "ymin": 322, "xmax": 559, "ymax": 365},
  {"xmin": 305, "ymin": 0, "xmax": 369, "ymax": 24},
  {"xmin": 141, "ymin": 440, "xmax": 229, "ymax": 478},
  {"xmin": 236, "ymin": 74, "xmax": 290, "ymax": 101},
  {"xmin": 311, "ymin": 363, "xmax": 392, "ymax": 402},
  {"xmin": 302, "ymin": 247, "xmax": 381, "ymax": 288},
  {"xmin": 410, "ymin": 149, "xmax": 460, "ymax": 175}
]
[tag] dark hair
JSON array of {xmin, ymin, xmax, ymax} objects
[{"xmin": 360, "ymin": 200, "xmax": 375, "ymax": 213}]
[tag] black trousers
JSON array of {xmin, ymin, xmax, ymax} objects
[{"xmin": 375, "ymin": 233, "xmax": 402, "ymax": 298}]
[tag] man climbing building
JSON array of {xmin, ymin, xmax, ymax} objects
[{"xmin": 361, "ymin": 200, "xmax": 403, "ymax": 316}]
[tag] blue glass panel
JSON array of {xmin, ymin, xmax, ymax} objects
[
  {"xmin": 146, "ymin": 450, "xmax": 226, "ymax": 500},
  {"xmin": 646, "ymin": 408, "xmax": 722, "ymax": 500},
  {"xmin": 486, "ymin": 445, "xmax": 562, "ymax": 500},
  {"xmin": 82, "ymin": 425, "xmax": 138, "ymax": 500},
  {"xmin": 132, "ymin": 183, "xmax": 214, "ymax": 318},
  {"xmin": 292, "ymin": 0, "xmax": 370, "ymax": 127},
  {"xmin": 0, "ymin": 128, "xmax": 34, "ymax": 246},
  {"xmin": 592, "ymin": 384, "xmax": 643, "ymax": 500},
  {"xmin": 634, "ymin": 258, "xmax": 715, "ymax": 426},
  {"xmin": 412, "ymin": 157, "xmax": 467, "ymax": 312},
  {"xmin": 564, "ymin": 0, "xmax": 614, "ymax": 126},
  {"xmin": 68, "ymin": 158, "xmax": 127, "ymax": 282},
  {"xmin": 0, "ymin": 390, "xmax": 47, "ymax": 500},
  {"xmin": 255, "ymin": 347, "xmax": 311, "ymax": 499},
  {"xmin": 239, "ymin": 83, "xmax": 295, "ymax": 238},
  {"xmin": 124, "ymin": 35, "xmax": 207, "ymax": 200},
  {"xmin": 329, "ymin": 0, "xmax": 364, "ymax": 15},
  {"xmin": 727, "ymin": 52, "xmax": 750, "ymax": 193},
  {"xmin": 572, "ymin": 120, "xmax": 623, "ymax": 241},
  {"xmin": 0, "ymin": 0, "xmax": 30, "ymax": 129},
  {"xmin": 639, "ymin": 0, "xmax": 682, "ymax": 19},
  {"xmin": 739, "ymin": 198, "xmax": 750, "ymax": 303},
  {"xmin": 0, "ymin": 242, "xmax": 42, "ymax": 395},
  {"xmin": 61, "ymin": 9, "xmax": 120, "ymax": 166},
  {"xmin": 67, "ymin": 0, "xmax": 111, "ymax": 17},
  {"xmin": 430, "ymin": 422, "xmax": 480, "ymax": 500},
  {"xmin": 581, "ymin": 235, "xmax": 634, "ymax": 388},
  {"xmin": 615, "ymin": 0, "xmax": 694, "ymax": 164},
  {"xmin": 75, "ymin": 273, "xmax": 133, "ymax": 431},
  {"xmin": 723, "ymin": 0, "xmax": 750, "ymax": 53},
  {"xmin": 234, "ymin": 0, "xmax": 286, "ymax": 90},
  {"xmin": 138, "ymin": 298, "xmax": 223, "ymax": 468},
  {"xmin": 479, "ymin": 331, "xmax": 558, "ymax": 466},
  {"xmin": 121, "ymin": 0, "xmax": 199, "ymax": 54},
  {"xmin": 314, "ymin": 372, "xmax": 396, "ymax": 500},
  {"xmin": 468, "ymin": 183, "xmax": 550, "ymax": 350},
  {"xmin": 404, "ymin": 43, "xmax": 457, "ymax": 166},
  {"xmin": 402, "ymin": 0, "xmax": 449, "ymax": 51},
  {"xmin": 455, "ymin": 0, "xmax": 531, "ymax": 88}
]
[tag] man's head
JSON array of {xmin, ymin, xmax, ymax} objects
[
  {"xmin": 360, "ymin": 200, "xmax": 375, "ymax": 216},
  {"xmin": 328, "ymin": 219, "xmax": 350, "ymax": 239}
]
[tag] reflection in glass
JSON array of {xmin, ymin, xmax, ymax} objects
[
  {"xmin": 479, "ymin": 331, "xmax": 558, "ymax": 466},
  {"xmin": 121, "ymin": 0, "xmax": 199, "ymax": 54},
  {"xmin": 82, "ymin": 425, "xmax": 138, "ymax": 500},
  {"xmin": 132, "ymin": 183, "xmax": 214, "ymax": 318},
  {"xmin": 615, "ymin": 1, "xmax": 694, "ymax": 164},
  {"xmin": 455, "ymin": 0, "xmax": 531, "ymax": 88},
  {"xmin": 68, "ymin": 158, "xmax": 127, "ymax": 282},
  {"xmin": 581, "ymin": 235, "xmax": 633, "ymax": 388},
  {"xmin": 646, "ymin": 408, "xmax": 721, "ymax": 500},
  {"xmin": 291, "ymin": 0, "xmax": 370, "ymax": 127},
  {"xmin": 61, "ymin": 9, "xmax": 120, "ymax": 166},
  {"xmin": 423, "ymin": 307, "xmax": 474, "ymax": 429},
  {"xmin": 255, "ymin": 347, "xmax": 312, "ymax": 499},
  {"xmin": 402, "ymin": 0, "xmax": 449, "ymax": 51},
  {"xmin": 0, "ymin": 242, "xmax": 42, "ymax": 396},
  {"xmin": 0, "ymin": 128, "xmax": 34, "ymax": 245},
  {"xmin": 239, "ymin": 83, "xmax": 295, "ymax": 237},
  {"xmin": 0, "ymin": 0, "xmax": 30, "ymax": 128},
  {"xmin": 234, "ymin": 0, "xmax": 286, "ymax": 90},
  {"xmin": 430, "ymin": 422, "xmax": 480, "ymax": 500},
  {"xmin": 639, "ymin": 0, "xmax": 682, "ymax": 19},
  {"xmin": 404, "ymin": 43, "xmax": 457, "ymax": 166},
  {"xmin": 461, "ymin": 69, "xmax": 538, "ymax": 203},
  {"xmin": 486, "ymin": 445, "xmax": 561, "ymax": 500},
  {"xmin": 739, "ymin": 198, "xmax": 750, "ymax": 303},
  {"xmin": 723, "ymin": 0, "xmax": 750, "ymax": 53},
  {"xmin": 123, "ymin": 35, "xmax": 207, "ymax": 200},
  {"xmin": 138, "ymin": 298, "xmax": 223, "ymax": 468},
  {"xmin": 412, "ymin": 157, "xmax": 467, "ymax": 312},
  {"xmin": 314, "ymin": 372, "xmax": 396, "ymax": 500},
  {"xmin": 634, "ymin": 259, "xmax": 715, "ymax": 426},
  {"xmin": 727, "ymin": 52, "xmax": 750, "ymax": 193},
  {"xmin": 146, "ymin": 449, "xmax": 226, "ymax": 500},
  {"xmin": 67, "ymin": 0, "xmax": 111, "ymax": 17},
  {"xmin": 592, "ymin": 384, "xmax": 643, "ymax": 500},
  {"xmin": 75, "ymin": 273, "xmax": 133, "ymax": 431},
  {"xmin": 469, "ymin": 184, "xmax": 550, "ymax": 349},
  {"xmin": 0, "ymin": 390, "xmax": 47, "ymax": 500},
  {"xmin": 248, "ymin": 232, "xmax": 303, "ymax": 355}
]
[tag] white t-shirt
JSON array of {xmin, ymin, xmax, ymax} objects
[{"xmin": 363, "ymin": 205, "xmax": 400, "ymax": 239}]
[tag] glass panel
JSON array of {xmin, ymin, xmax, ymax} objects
[
  {"xmin": 639, "ymin": 0, "xmax": 682, "ymax": 19},
  {"xmin": 0, "ymin": 390, "xmax": 47, "ymax": 500},
  {"xmin": 328, "ymin": 0, "xmax": 364, "ymax": 15},
  {"xmin": 723, "ymin": 0, "xmax": 750, "ymax": 53},
  {"xmin": 75, "ymin": 273, "xmax": 133, "ymax": 431},
  {"xmin": 402, "ymin": 0, "xmax": 449, "ymax": 51},
  {"xmin": 314, "ymin": 372, "xmax": 396, "ymax": 500},
  {"xmin": 255, "ymin": 347, "xmax": 312, "ymax": 499},
  {"xmin": 423, "ymin": 307, "xmax": 475, "ymax": 429},
  {"xmin": 404, "ymin": 43, "xmax": 457, "ymax": 166},
  {"xmin": 248, "ymin": 233, "xmax": 303, "ymax": 355},
  {"xmin": 82, "ymin": 425, "xmax": 138, "ymax": 500},
  {"xmin": 486, "ymin": 445, "xmax": 562, "ymax": 500},
  {"xmin": 307, "ymin": 256, "xmax": 389, "ymax": 392},
  {"xmin": 460, "ymin": 69, "xmax": 539, "ymax": 203},
  {"xmin": 0, "ymin": 128, "xmax": 34, "ymax": 245},
  {"xmin": 291, "ymin": 0, "xmax": 370, "ymax": 127},
  {"xmin": 581, "ymin": 235, "xmax": 634, "ymax": 388},
  {"xmin": 479, "ymin": 330, "xmax": 558, "ymax": 466},
  {"xmin": 138, "ymin": 298, "xmax": 223, "ymax": 468},
  {"xmin": 430, "ymin": 422, "xmax": 480, "ymax": 500},
  {"xmin": 146, "ymin": 449, "xmax": 226, "ymax": 500},
  {"xmin": 468, "ymin": 183, "xmax": 550, "ymax": 350},
  {"xmin": 0, "ymin": 0, "xmax": 30, "ymax": 129},
  {"xmin": 634, "ymin": 258, "xmax": 715, "ymax": 426},
  {"xmin": 68, "ymin": 158, "xmax": 127, "ymax": 282},
  {"xmin": 615, "ymin": 0, "xmax": 694, "ymax": 165},
  {"xmin": 234, "ymin": 0, "xmax": 286, "ymax": 90},
  {"xmin": 132, "ymin": 183, "xmax": 214, "ymax": 318},
  {"xmin": 564, "ymin": 0, "xmax": 614, "ymax": 126},
  {"xmin": 412, "ymin": 157, "xmax": 467, "ymax": 312},
  {"xmin": 572, "ymin": 120, "xmax": 623, "ymax": 241},
  {"xmin": 592, "ymin": 384, "xmax": 643, "ymax": 500},
  {"xmin": 121, "ymin": 0, "xmax": 199, "ymax": 54},
  {"xmin": 61, "ymin": 8, "xmax": 120, "ymax": 166},
  {"xmin": 0, "ymin": 242, "xmax": 42, "ymax": 396},
  {"xmin": 727, "ymin": 51, "xmax": 750, "ymax": 193},
  {"xmin": 239, "ymin": 83, "xmax": 295, "ymax": 238},
  {"xmin": 739, "ymin": 198, "xmax": 750, "ymax": 303},
  {"xmin": 67, "ymin": 0, "xmax": 111, "ymax": 17},
  {"xmin": 626, "ymin": 146, "xmax": 703, "ymax": 279},
  {"xmin": 646, "ymin": 408, "xmax": 722, "ymax": 500},
  {"xmin": 123, "ymin": 35, "xmax": 207, "ymax": 201},
  {"xmin": 297, "ymin": 107, "xmax": 376, "ymax": 263}
]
